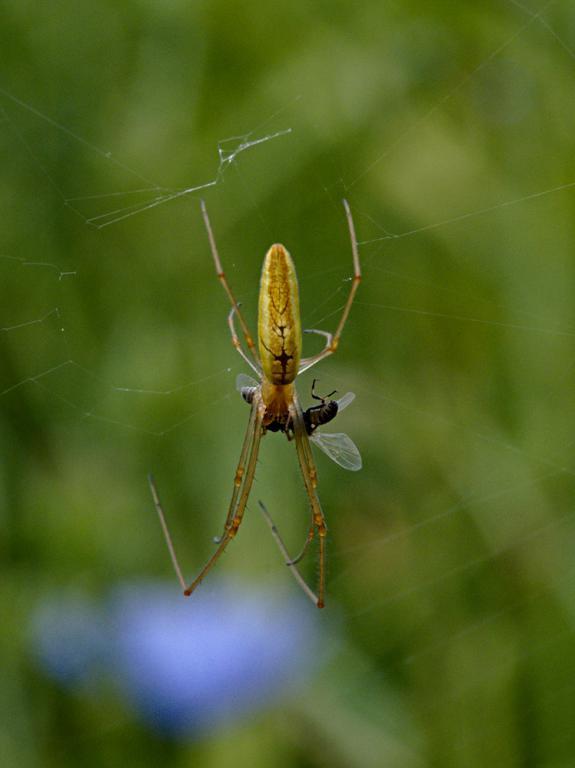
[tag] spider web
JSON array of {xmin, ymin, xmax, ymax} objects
[
  {"xmin": 0, "ymin": 93, "xmax": 296, "ymax": 434},
  {"xmin": 3, "ymin": 0, "xmax": 575, "ymax": 763}
]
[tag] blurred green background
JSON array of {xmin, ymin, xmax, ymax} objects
[{"xmin": 2, "ymin": 0, "xmax": 575, "ymax": 765}]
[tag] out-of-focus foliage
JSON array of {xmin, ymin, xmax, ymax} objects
[{"xmin": 2, "ymin": 1, "xmax": 575, "ymax": 766}]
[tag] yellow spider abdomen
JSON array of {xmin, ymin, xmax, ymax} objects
[{"xmin": 258, "ymin": 244, "xmax": 301, "ymax": 385}]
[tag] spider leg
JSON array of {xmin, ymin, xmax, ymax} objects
[
  {"xmin": 148, "ymin": 393, "xmax": 264, "ymax": 596},
  {"xmin": 285, "ymin": 525, "xmax": 315, "ymax": 565},
  {"xmin": 148, "ymin": 474, "xmax": 187, "ymax": 592},
  {"xmin": 298, "ymin": 330, "xmax": 333, "ymax": 374},
  {"xmin": 216, "ymin": 389, "xmax": 261, "ymax": 536},
  {"xmin": 297, "ymin": 199, "xmax": 361, "ymax": 374},
  {"xmin": 183, "ymin": 395, "xmax": 265, "ymax": 596},
  {"xmin": 201, "ymin": 200, "xmax": 261, "ymax": 369},
  {"xmin": 290, "ymin": 395, "xmax": 327, "ymax": 608},
  {"xmin": 258, "ymin": 500, "xmax": 319, "ymax": 607},
  {"xmin": 228, "ymin": 306, "xmax": 261, "ymax": 377}
]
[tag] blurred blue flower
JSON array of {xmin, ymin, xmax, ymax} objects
[
  {"xmin": 31, "ymin": 592, "xmax": 109, "ymax": 687},
  {"xmin": 30, "ymin": 579, "xmax": 327, "ymax": 738}
]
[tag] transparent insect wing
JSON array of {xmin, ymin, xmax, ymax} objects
[
  {"xmin": 336, "ymin": 391, "xmax": 355, "ymax": 413},
  {"xmin": 235, "ymin": 373, "xmax": 259, "ymax": 392},
  {"xmin": 310, "ymin": 431, "xmax": 362, "ymax": 471}
]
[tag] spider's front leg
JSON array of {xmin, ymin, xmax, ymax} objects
[
  {"xmin": 298, "ymin": 199, "xmax": 361, "ymax": 375},
  {"xmin": 202, "ymin": 200, "xmax": 261, "ymax": 372}
]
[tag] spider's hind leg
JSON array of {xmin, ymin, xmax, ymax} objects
[{"xmin": 258, "ymin": 501, "xmax": 320, "ymax": 608}]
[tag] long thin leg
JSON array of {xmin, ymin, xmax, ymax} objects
[
  {"xmin": 293, "ymin": 392, "xmax": 318, "ymax": 488},
  {"xmin": 258, "ymin": 500, "xmax": 319, "ymax": 607},
  {"xmin": 183, "ymin": 397, "xmax": 265, "ymax": 596},
  {"xmin": 284, "ymin": 390, "xmax": 319, "ymax": 566},
  {"xmin": 227, "ymin": 306, "xmax": 261, "ymax": 376},
  {"xmin": 201, "ymin": 200, "xmax": 261, "ymax": 368},
  {"xmin": 290, "ymin": 397, "xmax": 327, "ymax": 608},
  {"xmin": 332, "ymin": 199, "xmax": 362, "ymax": 347},
  {"xmin": 298, "ymin": 199, "xmax": 361, "ymax": 374},
  {"xmin": 148, "ymin": 474, "xmax": 187, "ymax": 592},
  {"xmin": 298, "ymin": 330, "xmax": 332, "ymax": 374},
  {"xmin": 148, "ymin": 394, "xmax": 263, "ymax": 595},
  {"xmin": 218, "ymin": 392, "xmax": 260, "ymax": 534}
]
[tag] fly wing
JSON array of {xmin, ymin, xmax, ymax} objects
[
  {"xmin": 310, "ymin": 431, "xmax": 362, "ymax": 471},
  {"xmin": 336, "ymin": 391, "xmax": 355, "ymax": 413},
  {"xmin": 236, "ymin": 373, "xmax": 259, "ymax": 392}
]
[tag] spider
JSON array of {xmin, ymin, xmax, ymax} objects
[{"xmin": 149, "ymin": 200, "xmax": 361, "ymax": 608}]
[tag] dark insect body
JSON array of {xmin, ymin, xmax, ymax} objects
[{"xmin": 241, "ymin": 379, "xmax": 339, "ymax": 436}]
